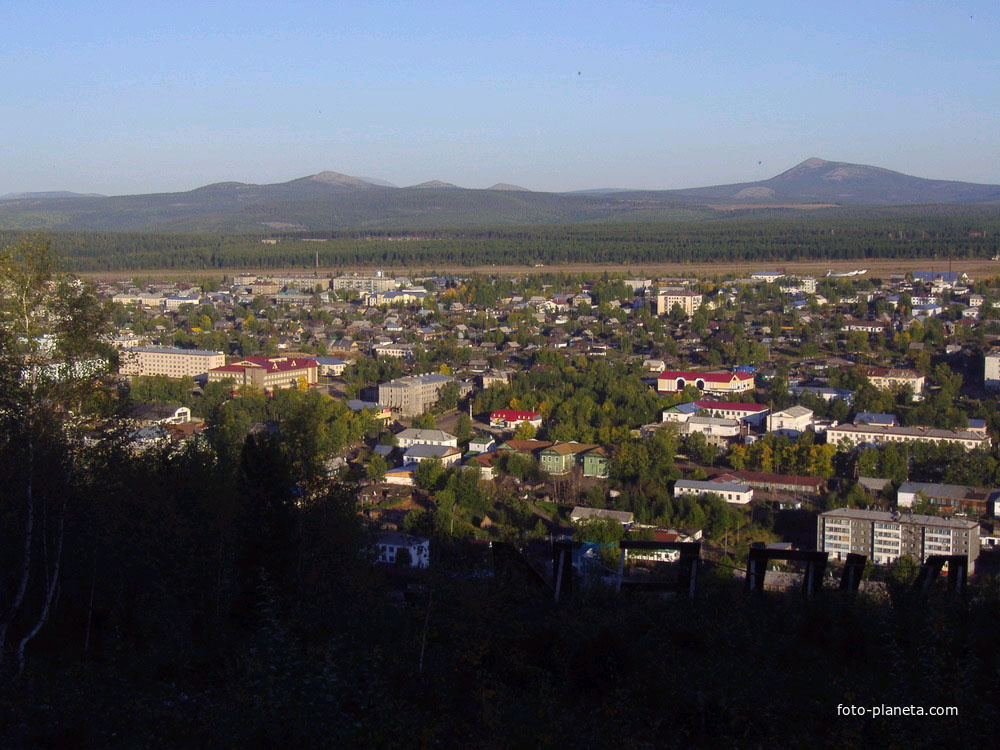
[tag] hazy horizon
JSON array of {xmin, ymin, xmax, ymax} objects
[{"xmin": 3, "ymin": 1, "xmax": 998, "ymax": 195}]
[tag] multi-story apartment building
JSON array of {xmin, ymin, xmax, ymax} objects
[
  {"xmin": 206, "ymin": 356, "xmax": 318, "ymax": 391},
  {"xmin": 857, "ymin": 366, "xmax": 925, "ymax": 396},
  {"xmin": 119, "ymin": 346, "xmax": 226, "ymax": 378},
  {"xmin": 817, "ymin": 508, "xmax": 979, "ymax": 568},
  {"xmin": 378, "ymin": 374, "xmax": 455, "ymax": 417},
  {"xmin": 985, "ymin": 350, "xmax": 1000, "ymax": 390},
  {"xmin": 825, "ymin": 423, "xmax": 989, "ymax": 451},
  {"xmin": 332, "ymin": 273, "xmax": 400, "ymax": 294},
  {"xmin": 656, "ymin": 289, "xmax": 703, "ymax": 317},
  {"xmin": 265, "ymin": 275, "xmax": 331, "ymax": 290}
]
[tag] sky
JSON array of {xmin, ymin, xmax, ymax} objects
[{"xmin": 2, "ymin": 1, "xmax": 999, "ymax": 195}]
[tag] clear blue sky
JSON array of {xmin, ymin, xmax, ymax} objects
[{"xmin": 3, "ymin": 0, "xmax": 998, "ymax": 194}]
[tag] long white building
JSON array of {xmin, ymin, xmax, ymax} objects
[{"xmin": 825, "ymin": 423, "xmax": 989, "ymax": 451}]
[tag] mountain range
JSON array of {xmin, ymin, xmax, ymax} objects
[{"xmin": 1, "ymin": 158, "xmax": 997, "ymax": 233}]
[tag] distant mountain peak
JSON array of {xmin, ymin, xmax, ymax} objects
[
  {"xmin": 486, "ymin": 183, "xmax": 530, "ymax": 192},
  {"xmin": 305, "ymin": 171, "xmax": 378, "ymax": 188},
  {"xmin": 797, "ymin": 157, "xmax": 830, "ymax": 169},
  {"xmin": 410, "ymin": 180, "xmax": 459, "ymax": 189}
]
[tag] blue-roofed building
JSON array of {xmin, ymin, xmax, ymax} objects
[{"xmin": 315, "ymin": 356, "xmax": 347, "ymax": 376}]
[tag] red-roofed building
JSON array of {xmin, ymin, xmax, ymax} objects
[
  {"xmin": 657, "ymin": 370, "xmax": 754, "ymax": 395},
  {"xmin": 490, "ymin": 409, "xmax": 543, "ymax": 429},
  {"xmin": 207, "ymin": 356, "xmax": 318, "ymax": 391}
]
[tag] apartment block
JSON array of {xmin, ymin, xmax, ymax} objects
[
  {"xmin": 120, "ymin": 346, "xmax": 226, "ymax": 378},
  {"xmin": 857, "ymin": 366, "xmax": 925, "ymax": 395},
  {"xmin": 817, "ymin": 508, "xmax": 979, "ymax": 569},
  {"xmin": 378, "ymin": 374, "xmax": 455, "ymax": 417},
  {"xmin": 332, "ymin": 274, "xmax": 400, "ymax": 293},
  {"xmin": 985, "ymin": 350, "xmax": 1000, "ymax": 390},
  {"xmin": 656, "ymin": 289, "xmax": 703, "ymax": 317}
]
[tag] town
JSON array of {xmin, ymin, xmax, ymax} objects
[{"xmin": 97, "ymin": 265, "xmax": 1000, "ymax": 588}]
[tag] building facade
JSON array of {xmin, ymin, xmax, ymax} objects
[
  {"xmin": 207, "ymin": 356, "xmax": 318, "ymax": 391},
  {"xmin": 657, "ymin": 370, "xmax": 754, "ymax": 396},
  {"xmin": 817, "ymin": 508, "xmax": 979, "ymax": 568},
  {"xmin": 825, "ymin": 423, "xmax": 989, "ymax": 451},
  {"xmin": 656, "ymin": 289, "xmax": 703, "ymax": 317},
  {"xmin": 120, "ymin": 346, "xmax": 226, "ymax": 378},
  {"xmin": 378, "ymin": 374, "xmax": 455, "ymax": 417}
]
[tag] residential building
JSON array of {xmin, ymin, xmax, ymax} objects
[
  {"xmin": 332, "ymin": 273, "xmax": 399, "ymax": 293},
  {"xmin": 674, "ymin": 478, "xmax": 753, "ymax": 505},
  {"xmin": 402, "ymin": 445, "xmax": 462, "ymax": 466},
  {"xmin": 825, "ymin": 423, "xmax": 989, "ymax": 451},
  {"xmin": 374, "ymin": 532, "xmax": 430, "ymax": 568},
  {"xmin": 857, "ymin": 366, "xmax": 925, "ymax": 395},
  {"xmin": 206, "ymin": 356, "xmax": 318, "ymax": 391},
  {"xmin": 657, "ymin": 370, "xmax": 755, "ymax": 396},
  {"xmin": 539, "ymin": 442, "xmax": 598, "ymax": 475},
  {"xmin": 314, "ymin": 356, "xmax": 347, "ymax": 376},
  {"xmin": 396, "ymin": 429, "xmax": 458, "ymax": 449},
  {"xmin": 656, "ymin": 289, "xmax": 703, "ymax": 317},
  {"xmin": 467, "ymin": 436, "xmax": 496, "ymax": 454},
  {"xmin": 373, "ymin": 343, "xmax": 416, "ymax": 359},
  {"xmin": 767, "ymin": 406, "xmax": 814, "ymax": 437},
  {"xmin": 897, "ymin": 481, "xmax": 998, "ymax": 516},
  {"xmin": 582, "ymin": 446, "xmax": 611, "ymax": 478},
  {"xmin": 985, "ymin": 350, "xmax": 1000, "ymax": 390},
  {"xmin": 480, "ymin": 370, "xmax": 512, "ymax": 389},
  {"xmin": 378, "ymin": 374, "xmax": 456, "ymax": 417},
  {"xmin": 817, "ymin": 508, "xmax": 980, "ymax": 568},
  {"xmin": 120, "ymin": 346, "xmax": 226, "ymax": 378}
]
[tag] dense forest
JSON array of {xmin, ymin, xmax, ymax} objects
[{"xmin": 2, "ymin": 211, "xmax": 999, "ymax": 271}]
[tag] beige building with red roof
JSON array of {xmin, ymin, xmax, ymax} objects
[{"xmin": 207, "ymin": 356, "xmax": 318, "ymax": 391}]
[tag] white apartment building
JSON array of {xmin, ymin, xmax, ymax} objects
[
  {"xmin": 656, "ymin": 289, "xmax": 703, "ymax": 317},
  {"xmin": 119, "ymin": 346, "xmax": 226, "ymax": 378},
  {"xmin": 985, "ymin": 350, "xmax": 1000, "ymax": 390}
]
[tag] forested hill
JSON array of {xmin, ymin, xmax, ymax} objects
[
  {"xmin": 5, "ymin": 212, "xmax": 1000, "ymax": 271},
  {"xmin": 1, "ymin": 159, "xmax": 999, "ymax": 233}
]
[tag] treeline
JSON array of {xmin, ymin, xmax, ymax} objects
[{"xmin": 4, "ymin": 212, "xmax": 1000, "ymax": 271}]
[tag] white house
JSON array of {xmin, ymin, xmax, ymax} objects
[
  {"xmin": 767, "ymin": 406, "xmax": 814, "ymax": 437},
  {"xmin": 375, "ymin": 532, "xmax": 430, "ymax": 568}
]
